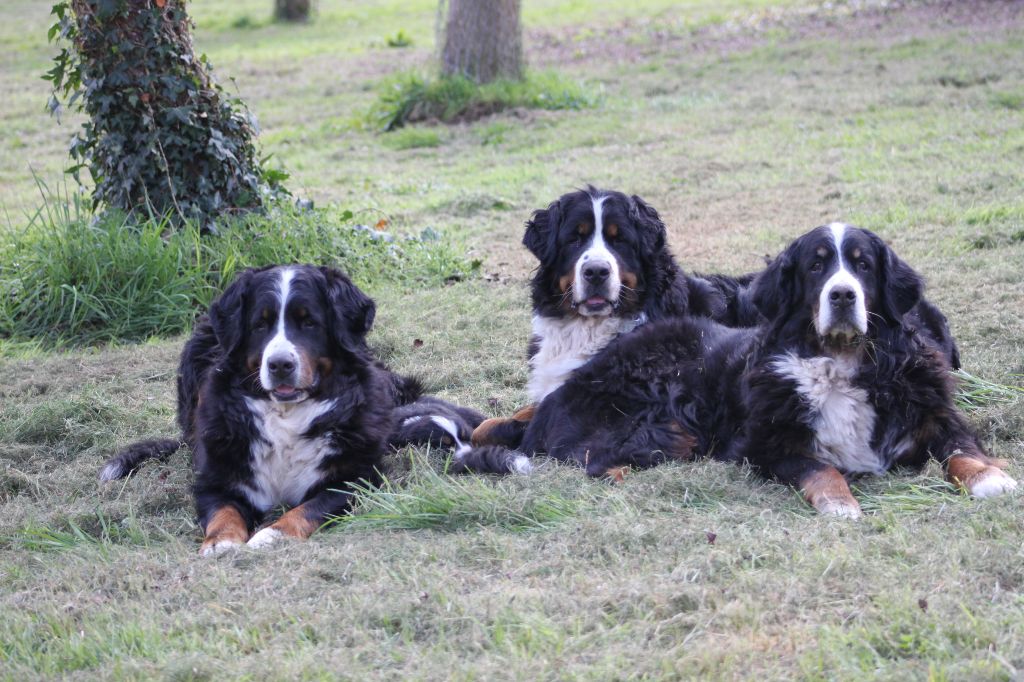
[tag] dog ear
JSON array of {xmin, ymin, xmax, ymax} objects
[
  {"xmin": 630, "ymin": 195, "xmax": 667, "ymax": 256},
  {"xmin": 874, "ymin": 235, "xmax": 923, "ymax": 323},
  {"xmin": 522, "ymin": 199, "xmax": 562, "ymax": 266},
  {"xmin": 751, "ymin": 246, "xmax": 797, "ymax": 322},
  {"xmin": 208, "ymin": 269, "xmax": 254, "ymax": 356},
  {"xmin": 320, "ymin": 266, "xmax": 376, "ymax": 341}
]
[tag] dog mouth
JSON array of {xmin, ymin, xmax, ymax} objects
[
  {"xmin": 269, "ymin": 384, "xmax": 308, "ymax": 403},
  {"xmin": 575, "ymin": 295, "xmax": 615, "ymax": 315},
  {"xmin": 820, "ymin": 327, "xmax": 864, "ymax": 349}
]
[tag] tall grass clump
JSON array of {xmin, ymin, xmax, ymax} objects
[
  {"xmin": 334, "ymin": 459, "xmax": 584, "ymax": 532},
  {"xmin": 370, "ymin": 70, "xmax": 600, "ymax": 131},
  {"xmin": 0, "ymin": 189, "xmax": 476, "ymax": 347}
]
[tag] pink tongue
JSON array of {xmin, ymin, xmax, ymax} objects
[
  {"xmin": 275, "ymin": 385, "xmax": 296, "ymax": 395},
  {"xmin": 586, "ymin": 297, "xmax": 606, "ymax": 306}
]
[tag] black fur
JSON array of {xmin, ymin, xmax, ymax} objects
[
  {"xmin": 523, "ymin": 187, "xmax": 728, "ymax": 323},
  {"xmin": 100, "ymin": 264, "xmax": 473, "ymax": 548},
  {"xmin": 390, "ymin": 397, "xmax": 485, "ymax": 450},
  {"xmin": 473, "ymin": 187, "xmax": 746, "ymax": 451},
  {"xmin": 460, "ymin": 226, "xmax": 983, "ymax": 495}
]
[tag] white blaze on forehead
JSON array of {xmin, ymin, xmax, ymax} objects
[
  {"xmin": 260, "ymin": 267, "xmax": 302, "ymax": 390},
  {"xmin": 816, "ymin": 222, "xmax": 868, "ymax": 336},
  {"xmin": 572, "ymin": 194, "xmax": 621, "ymax": 305}
]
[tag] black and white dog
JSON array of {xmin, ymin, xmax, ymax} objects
[
  {"xmin": 458, "ymin": 224, "xmax": 1017, "ymax": 516},
  {"xmin": 100, "ymin": 265, "xmax": 481, "ymax": 555},
  {"xmin": 470, "ymin": 186, "xmax": 730, "ymax": 450}
]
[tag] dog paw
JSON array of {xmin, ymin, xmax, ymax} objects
[
  {"xmin": 199, "ymin": 539, "xmax": 244, "ymax": 557},
  {"xmin": 815, "ymin": 497, "xmax": 863, "ymax": 520},
  {"xmin": 246, "ymin": 527, "xmax": 284, "ymax": 550},
  {"xmin": 966, "ymin": 467, "xmax": 1018, "ymax": 499}
]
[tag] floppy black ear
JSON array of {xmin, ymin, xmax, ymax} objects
[
  {"xmin": 208, "ymin": 269, "xmax": 254, "ymax": 356},
  {"xmin": 320, "ymin": 266, "xmax": 376, "ymax": 340},
  {"xmin": 630, "ymin": 195, "xmax": 667, "ymax": 256},
  {"xmin": 750, "ymin": 247, "xmax": 796, "ymax": 322},
  {"xmin": 874, "ymin": 235, "xmax": 923, "ymax": 323},
  {"xmin": 522, "ymin": 200, "xmax": 561, "ymax": 266}
]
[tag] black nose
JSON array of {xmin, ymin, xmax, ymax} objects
[
  {"xmin": 582, "ymin": 261, "xmax": 610, "ymax": 284},
  {"xmin": 267, "ymin": 354, "xmax": 296, "ymax": 379},
  {"xmin": 829, "ymin": 285, "xmax": 857, "ymax": 308}
]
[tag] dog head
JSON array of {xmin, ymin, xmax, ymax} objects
[
  {"xmin": 752, "ymin": 223, "xmax": 923, "ymax": 347},
  {"xmin": 209, "ymin": 265, "xmax": 375, "ymax": 403},
  {"xmin": 523, "ymin": 186, "xmax": 667, "ymax": 318}
]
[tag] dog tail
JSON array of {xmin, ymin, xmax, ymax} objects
[
  {"xmin": 388, "ymin": 372, "xmax": 425, "ymax": 406},
  {"xmin": 450, "ymin": 445, "xmax": 534, "ymax": 475},
  {"xmin": 99, "ymin": 438, "xmax": 183, "ymax": 481}
]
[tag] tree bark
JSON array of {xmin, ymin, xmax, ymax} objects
[
  {"xmin": 440, "ymin": 0, "xmax": 522, "ymax": 84},
  {"xmin": 274, "ymin": 0, "xmax": 311, "ymax": 22}
]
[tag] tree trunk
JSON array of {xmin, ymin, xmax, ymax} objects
[
  {"xmin": 440, "ymin": 0, "xmax": 522, "ymax": 84},
  {"xmin": 274, "ymin": 0, "xmax": 310, "ymax": 22},
  {"xmin": 66, "ymin": 0, "xmax": 264, "ymax": 225}
]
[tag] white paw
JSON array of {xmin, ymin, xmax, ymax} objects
[
  {"xmin": 816, "ymin": 498, "xmax": 863, "ymax": 519},
  {"xmin": 246, "ymin": 527, "xmax": 283, "ymax": 550},
  {"xmin": 968, "ymin": 468, "xmax": 1018, "ymax": 499},
  {"xmin": 510, "ymin": 455, "xmax": 533, "ymax": 475},
  {"xmin": 199, "ymin": 539, "xmax": 244, "ymax": 557}
]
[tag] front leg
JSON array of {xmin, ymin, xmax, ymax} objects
[
  {"xmin": 247, "ymin": 488, "xmax": 355, "ymax": 550},
  {"xmin": 945, "ymin": 451, "xmax": 1017, "ymax": 499},
  {"xmin": 197, "ymin": 501, "xmax": 256, "ymax": 557},
  {"xmin": 768, "ymin": 457, "xmax": 862, "ymax": 519}
]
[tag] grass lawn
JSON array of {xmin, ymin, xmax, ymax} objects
[{"xmin": 2, "ymin": 0, "xmax": 1024, "ymax": 678}]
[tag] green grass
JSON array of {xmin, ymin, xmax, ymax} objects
[
  {"xmin": 2, "ymin": 0, "xmax": 1024, "ymax": 679},
  {"xmin": 0, "ymin": 184, "xmax": 473, "ymax": 346},
  {"xmin": 335, "ymin": 455, "xmax": 592, "ymax": 532},
  {"xmin": 369, "ymin": 70, "xmax": 601, "ymax": 131}
]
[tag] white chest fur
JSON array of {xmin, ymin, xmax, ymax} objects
[
  {"xmin": 241, "ymin": 397, "xmax": 337, "ymax": 511},
  {"xmin": 772, "ymin": 353, "xmax": 882, "ymax": 475},
  {"xmin": 527, "ymin": 313, "xmax": 645, "ymax": 403}
]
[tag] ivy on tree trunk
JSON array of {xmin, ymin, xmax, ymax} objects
[{"xmin": 46, "ymin": 0, "xmax": 286, "ymax": 228}]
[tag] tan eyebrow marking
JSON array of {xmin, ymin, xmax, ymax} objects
[
  {"xmin": 852, "ymin": 248, "xmax": 862, "ymax": 259},
  {"xmin": 577, "ymin": 222, "xmax": 592, "ymax": 236},
  {"xmin": 606, "ymin": 223, "xmax": 619, "ymax": 238},
  {"xmin": 816, "ymin": 246, "xmax": 828, "ymax": 258}
]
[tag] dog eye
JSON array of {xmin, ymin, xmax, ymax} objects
[
  {"xmin": 253, "ymin": 320, "xmax": 269, "ymax": 333},
  {"xmin": 811, "ymin": 261, "xmax": 823, "ymax": 273},
  {"xmin": 301, "ymin": 318, "xmax": 319, "ymax": 329},
  {"xmin": 857, "ymin": 260, "xmax": 870, "ymax": 272}
]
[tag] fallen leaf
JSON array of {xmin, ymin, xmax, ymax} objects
[
  {"xmin": 918, "ymin": 598, "xmax": 928, "ymax": 612},
  {"xmin": 705, "ymin": 531, "xmax": 717, "ymax": 545},
  {"xmin": 375, "ymin": 218, "xmax": 388, "ymax": 230},
  {"xmin": 412, "ymin": 339, "xmax": 424, "ymax": 348}
]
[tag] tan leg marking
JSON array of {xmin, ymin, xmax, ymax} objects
[
  {"xmin": 604, "ymin": 466, "xmax": 629, "ymax": 483},
  {"xmin": 947, "ymin": 454, "xmax": 1018, "ymax": 499},
  {"xmin": 269, "ymin": 505, "xmax": 319, "ymax": 539},
  {"xmin": 199, "ymin": 506, "xmax": 249, "ymax": 556},
  {"xmin": 471, "ymin": 404, "xmax": 537, "ymax": 446},
  {"xmin": 800, "ymin": 467, "xmax": 862, "ymax": 519},
  {"xmin": 246, "ymin": 504, "xmax": 320, "ymax": 550}
]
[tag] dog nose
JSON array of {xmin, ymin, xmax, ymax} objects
[
  {"xmin": 829, "ymin": 285, "xmax": 857, "ymax": 308},
  {"xmin": 582, "ymin": 261, "xmax": 611, "ymax": 284},
  {"xmin": 266, "ymin": 354, "xmax": 296, "ymax": 379}
]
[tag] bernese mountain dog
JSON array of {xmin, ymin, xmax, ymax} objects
[
  {"xmin": 457, "ymin": 223, "xmax": 1017, "ymax": 516},
  {"xmin": 100, "ymin": 265, "xmax": 482, "ymax": 555},
  {"xmin": 468, "ymin": 186, "xmax": 730, "ymax": 453}
]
